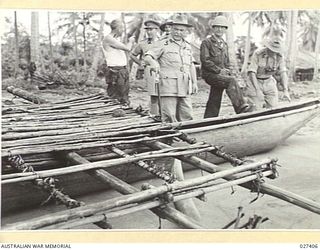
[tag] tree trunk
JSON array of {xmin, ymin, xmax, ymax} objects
[
  {"xmin": 240, "ymin": 13, "xmax": 252, "ymax": 76},
  {"xmin": 14, "ymin": 11, "xmax": 19, "ymax": 78},
  {"xmin": 121, "ymin": 13, "xmax": 127, "ymax": 43},
  {"xmin": 82, "ymin": 12, "xmax": 87, "ymax": 72},
  {"xmin": 224, "ymin": 13, "xmax": 240, "ymax": 74},
  {"xmin": 30, "ymin": 12, "xmax": 40, "ymax": 66},
  {"xmin": 87, "ymin": 13, "xmax": 105, "ymax": 83},
  {"xmin": 287, "ymin": 10, "xmax": 298, "ymax": 82},
  {"xmin": 72, "ymin": 13, "xmax": 80, "ymax": 82},
  {"xmin": 47, "ymin": 12, "xmax": 54, "ymax": 73},
  {"xmin": 312, "ymin": 23, "xmax": 320, "ymax": 81}
]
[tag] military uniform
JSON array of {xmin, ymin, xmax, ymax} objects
[
  {"xmin": 132, "ymin": 38, "xmax": 160, "ymax": 114},
  {"xmin": 200, "ymin": 34, "xmax": 249, "ymax": 118},
  {"xmin": 145, "ymin": 35, "xmax": 194, "ymax": 122},
  {"xmin": 246, "ymin": 47, "xmax": 287, "ymax": 109}
]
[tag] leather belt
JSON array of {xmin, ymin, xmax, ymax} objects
[
  {"xmin": 257, "ymin": 77, "xmax": 270, "ymax": 80},
  {"xmin": 109, "ymin": 66, "xmax": 126, "ymax": 69}
]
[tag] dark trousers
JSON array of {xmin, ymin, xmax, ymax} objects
[
  {"xmin": 203, "ymin": 71, "xmax": 247, "ymax": 118},
  {"xmin": 105, "ymin": 66, "xmax": 130, "ymax": 104}
]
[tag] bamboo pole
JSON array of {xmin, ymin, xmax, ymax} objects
[
  {"xmin": 2, "ymin": 144, "xmax": 266, "ymax": 184},
  {"xmin": 3, "ymin": 166, "xmax": 273, "ymax": 230},
  {"xmin": 43, "ymin": 170, "xmax": 273, "ymax": 230},
  {"xmin": 3, "ymin": 86, "xmax": 203, "ymax": 229},
  {"xmin": 66, "ymin": 152, "xmax": 203, "ymax": 229},
  {"xmin": 145, "ymin": 140, "xmax": 320, "ymax": 215},
  {"xmin": 3, "ymin": 160, "xmax": 270, "ymax": 229},
  {"xmin": 2, "ymin": 132, "xmax": 182, "ymax": 157}
]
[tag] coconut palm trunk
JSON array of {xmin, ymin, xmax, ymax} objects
[
  {"xmin": 82, "ymin": 12, "xmax": 87, "ymax": 72},
  {"xmin": 47, "ymin": 12, "xmax": 54, "ymax": 73},
  {"xmin": 286, "ymin": 10, "xmax": 298, "ymax": 82},
  {"xmin": 313, "ymin": 23, "xmax": 320, "ymax": 81},
  {"xmin": 224, "ymin": 13, "xmax": 245, "ymax": 87},
  {"xmin": 240, "ymin": 13, "xmax": 252, "ymax": 76},
  {"xmin": 30, "ymin": 12, "xmax": 40, "ymax": 67},
  {"xmin": 87, "ymin": 13, "xmax": 105, "ymax": 83},
  {"xmin": 72, "ymin": 13, "xmax": 80, "ymax": 83},
  {"xmin": 224, "ymin": 13, "xmax": 240, "ymax": 74},
  {"xmin": 14, "ymin": 11, "xmax": 19, "ymax": 78}
]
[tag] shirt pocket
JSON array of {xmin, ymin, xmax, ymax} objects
[
  {"xmin": 210, "ymin": 46, "xmax": 222, "ymax": 63},
  {"xmin": 159, "ymin": 71, "xmax": 179, "ymax": 95},
  {"xmin": 182, "ymin": 48, "xmax": 192, "ymax": 66},
  {"xmin": 165, "ymin": 51, "xmax": 181, "ymax": 63}
]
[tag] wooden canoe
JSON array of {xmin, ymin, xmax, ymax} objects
[{"xmin": 2, "ymin": 99, "xmax": 319, "ymax": 214}]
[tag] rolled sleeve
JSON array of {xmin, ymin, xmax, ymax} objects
[
  {"xmin": 278, "ymin": 55, "xmax": 288, "ymax": 73},
  {"xmin": 145, "ymin": 42, "xmax": 164, "ymax": 60}
]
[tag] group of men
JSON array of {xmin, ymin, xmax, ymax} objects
[{"xmin": 102, "ymin": 14, "xmax": 291, "ymax": 123}]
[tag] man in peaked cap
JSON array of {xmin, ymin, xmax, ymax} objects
[
  {"xmin": 130, "ymin": 19, "xmax": 160, "ymax": 67},
  {"xmin": 130, "ymin": 19, "xmax": 160, "ymax": 115},
  {"xmin": 246, "ymin": 30, "xmax": 291, "ymax": 110},
  {"xmin": 144, "ymin": 14, "xmax": 198, "ymax": 123},
  {"xmin": 160, "ymin": 19, "xmax": 173, "ymax": 37},
  {"xmin": 200, "ymin": 15, "xmax": 251, "ymax": 118}
]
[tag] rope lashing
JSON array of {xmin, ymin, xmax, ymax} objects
[{"xmin": 6, "ymin": 153, "xmax": 83, "ymax": 209}]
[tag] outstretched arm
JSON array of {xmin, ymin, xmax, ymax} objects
[{"xmin": 103, "ymin": 35, "xmax": 133, "ymax": 52}]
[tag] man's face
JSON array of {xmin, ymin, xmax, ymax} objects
[
  {"xmin": 145, "ymin": 27, "xmax": 158, "ymax": 38},
  {"xmin": 171, "ymin": 24, "xmax": 188, "ymax": 40},
  {"xmin": 164, "ymin": 24, "xmax": 172, "ymax": 34},
  {"xmin": 212, "ymin": 25, "xmax": 227, "ymax": 38}
]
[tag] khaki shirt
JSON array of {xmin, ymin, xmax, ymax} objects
[
  {"xmin": 145, "ymin": 35, "xmax": 194, "ymax": 97},
  {"xmin": 132, "ymin": 38, "xmax": 156, "ymax": 60},
  {"xmin": 248, "ymin": 47, "xmax": 287, "ymax": 79},
  {"xmin": 132, "ymin": 38, "xmax": 158, "ymax": 94}
]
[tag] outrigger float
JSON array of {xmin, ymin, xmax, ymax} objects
[{"xmin": 1, "ymin": 86, "xmax": 320, "ymax": 230}]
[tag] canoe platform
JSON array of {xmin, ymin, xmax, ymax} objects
[{"xmin": 2, "ymin": 86, "xmax": 320, "ymax": 230}]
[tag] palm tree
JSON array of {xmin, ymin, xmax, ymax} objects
[
  {"xmin": 240, "ymin": 12, "xmax": 252, "ymax": 75},
  {"xmin": 88, "ymin": 13, "xmax": 105, "ymax": 83},
  {"xmin": 224, "ymin": 13, "xmax": 241, "ymax": 75},
  {"xmin": 14, "ymin": 11, "xmax": 19, "ymax": 78},
  {"xmin": 72, "ymin": 13, "xmax": 80, "ymax": 82},
  {"xmin": 30, "ymin": 12, "xmax": 41, "ymax": 71},
  {"xmin": 286, "ymin": 10, "xmax": 298, "ymax": 82},
  {"xmin": 187, "ymin": 12, "xmax": 220, "ymax": 40},
  {"xmin": 313, "ymin": 21, "xmax": 320, "ymax": 80},
  {"xmin": 47, "ymin": 12, "xmax": 54, "ymax": 73},
  {"xmin": 298, "ymin": 10, "xmax": 320, "ymax": 80},
  {"xmin": 299, "ymin": 10, "xmax": 320, "ymax": 52}
]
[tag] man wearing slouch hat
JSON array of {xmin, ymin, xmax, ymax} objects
[
  {"xmin": 144, "ymin": 14, "xmax": 198, "ymax": 123},
  {"xmin": 246, "ymin": 29, "xmax": 291, "ymax": 109}
]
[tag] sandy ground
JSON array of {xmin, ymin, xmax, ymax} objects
[{"xmin": 1, "ymin": 78, "xmax": 320, "ymax": 229}]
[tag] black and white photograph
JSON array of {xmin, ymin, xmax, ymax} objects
[{"xmin": 1, "ymin": 7, "xmax": 319, "ymax": 232}]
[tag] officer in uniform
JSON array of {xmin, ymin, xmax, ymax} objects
[
  {"xmin": 144, "ymin": 14, "xmax": 198, "ymax": 123},
  {"xmin": 246, "ymin": 31, "xmax": 291, "ymax": 109},
  {"xmin": 159, "ymin": 19, "xmax": 173, "ymax": 37},
  {"xmin": 130, "ymin": 19, "xmax": 160, "ymax": 115},
  {"xmin": 200, "ymin": 15, "xmax": 250, "ymax": 118}
]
